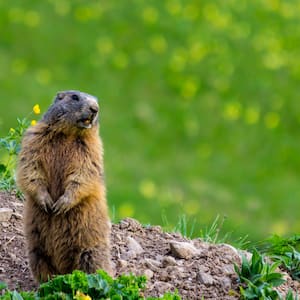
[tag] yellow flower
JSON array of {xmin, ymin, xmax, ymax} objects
[
  {"xmin": 31, "ymin": 120, "xmax": 37, "ymax": 126},
  {"xmin": 223, "ymin": 102, "xmax": 241, "ymax": 121},
  {"xmin": 264, "ymin": 112, "xmax": 280, "ymax": 129},
  {"xmin": 74, "ymin": 291, "xmax": 92, "ymax": 300},
  {"xmin": 9, "ymin": 128, "xmax": 15, "ymax": 134},
  {"xmin": 139, "ymin": 180, "xmax": 157, "ymax": 199},
  {"xmin": 24, "ymin": 10, "xmax": 40, "ymax": 28},
  {"xmin": 142, "ymin": 6, "xmax": 158, "ymax": 24},
  {"xmin": 33, "ymin": 104, "xmax": 41, "ymax": 115}
]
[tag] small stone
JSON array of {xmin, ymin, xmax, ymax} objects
[
  {"xmin": 118, "ymin": 259, "xmax": 128, "ymax": 268},
  {"xmin": 223, "ymin": 264, "xmax": 235, "ymax": 275},
  {"xmin": 170, "ymin": 241, "xmax": 199, "ymax": 259},
  {"xmin": 144, "ymin": 258, "xmax": 161, "ymax": 271},
  {"xmin": 144, "ymin": 269, "xmax": 154, "ymax": 279},
  {"xmin": 162, "ymin": 256, "xmax": 177, "ymax": 267},
  {"xmin": 153, "ymin": 281, "xmax": 173, "ymax": 295},
  {"xmin": 1, "ymin": 222, "xmax": 10, "ymax": 228},
  {"xmin": 220, "ymin": 243, "xmax": 239, "ymax": 255},
  {"xmin": 9, "ymin": 253, "xmax": 17, "ymax": 260},
  {"xmin": 197, "ymin": 272, "xmax": 214, "ymax": 286},
  {"xmin": 0, "ymin": 208, "xmax": 13, "ymax": 222},
  {"xmin": 12, "ymin": 213, "xmax": 22, "ymax": 220},
  {"xmin": 124, "ymin": 250, "xmax": 137, "ymax": 259},
  {"xmin": 151, "ymin": 225, "xmax": 162, "ymax": 233},
  {"xmin": 238, "ymin": 250, "xmax": 252, "ymax": 263},
  {"xmin": 220, "ymin": 276, "xmax": 232, "ymax": 289},
  {"xmin": 119, "ymin": 218, "xmax": 141, "ymax": 231},
  {"xmin": 127, "ymin": 237, "xmax": 144, "ymax": 255}
]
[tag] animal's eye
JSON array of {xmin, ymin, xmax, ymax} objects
[{"xmin": 71, "ymin": 94, "xmax": 79, "ymax": 101}]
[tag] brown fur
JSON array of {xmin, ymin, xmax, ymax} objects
[{"xmin": 16, "ymin": 90, "xmax": 113, "ymax": 282}]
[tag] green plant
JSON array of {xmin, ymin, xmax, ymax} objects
[
  {"xmin": 0, "ymin": 270, "xmax": 181, "ymax": 300},
  {"xmin": 285, "ymin": 290, "xmax": 299, "ymax": 300},
  {"xmin": 0, "ymin": 105, "xmax": 40, "ymax": 192},
  {"xmin": 235, "ymin": 248, "xmax": 286, "ymax": 299},
  {"xmin": 0, "ymin": 118, "xmax": 29, "ymax": 191},
  {"xmin": 260, "ymin": 235, "xmax": 300, "ymax": 282}
]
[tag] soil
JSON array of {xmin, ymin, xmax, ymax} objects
[{"xmin": 0, "ymin": 191, "xmax": 299, "ymax": 299}]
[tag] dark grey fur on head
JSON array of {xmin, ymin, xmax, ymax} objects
[{"xmin": 42, "ymin": 90, "xmax": 99, "ymax": 129}]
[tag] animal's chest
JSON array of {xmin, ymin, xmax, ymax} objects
[{"xmin": 42, "ymin": 136, "xmax": 87, "ymax": 200}]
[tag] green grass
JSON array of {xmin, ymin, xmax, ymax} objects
[{"xmin": 0, "ymin": 1, "xmax": 299, "ymax": 242}]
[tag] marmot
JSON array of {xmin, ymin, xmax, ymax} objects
[{"xmin": 16, "ymin": 90, "xmax": 113, "ymax": 282}]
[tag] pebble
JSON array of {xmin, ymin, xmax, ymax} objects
[
  {"xmin": 118, "ymin": 259, "xmax": 128, "ymax": 268},
  {"xmin": 144, "ymin": 269, "xmax": 154, "ymax": 279},
  {"xmin": 169, "ymin": 241, "xmax": 199, "ymax": 259},
  {"xmin": 220, "ymin": 276, "xmax": 232, "ymax": 289},
  {"xmin": 197, "ymin": 271, "xmax": 214, "ymax": 286},
  {"xmin": 144, "ymin": 258, "xmax": 161, "ymax": 271},
  {"xmin": 0, "ymin": 208, "xmax": 13, "ymax": 222},
  {"xmin": 162, "ymin": 256, "xmax": 177, "ymax": 267},
  {"xmin": 127, "ymin": 236, "xmax": 144, "ymax": 255}
]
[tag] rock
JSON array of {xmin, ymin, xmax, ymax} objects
[
  {"xmin": 119, "ymin": 218, "xmax": 142, "ymax": 231},
  {"xmin": 1, "ymin": 222, "xmax": 10, "ymax": 228},
  {"xmin": 144, "ymin": 258, "xmax": 161, "ymax": 271},
  {"xmin": 9, "ymin": 253, "xmax": 16, "ymax": 260},
  {"xmin": 170, "ymin": 241, "xmax": 199, "ymax": 259},
  {"xmin": 151, "ymin": 225, "xmax": 162, "ymax": 233},
  {"xmin": 144, "ymin": 269, "xmax": 154, "ymax": 279},
  {"xmin": 118, "ymin": 259, "xmax": 128, "ymax": 268},
  {"xmin": 12, "ymin": 213, "xmax": 22, "ymax": 220},
  {"xmin": 127, "ymin": 236, "xmax": 144, "ymax": 254},
  {"xmin": 223, "ymin": 264, "xmax": 235, "ymax": 275},
  {"xmin": 0, "ymin": 208, "xmax": 13, "ymax": 222},
  {"xmin": 152, "ymin": 281, "xmax": 173, "ymax": 295},
  {"xmin": 124, "ymin": 250, "xmax": 137, "ymax": 259},
  {"xmin": 162, "ymin": 256, "xmax": 177, "ymax": 267},
  {"xmin": 238, "ymin": 250, "xmax": 252, "ymax": 262},
  {"xmin": 197, "ymin": 272, "xmax": 214, "ymax": 286},
  {"xmin": 220, "ymin": 243, "xmax": 239, "ymax": 255},
  {"xmin": 220, "ymin": 276, "xmax": 232, "ymax": 289}
]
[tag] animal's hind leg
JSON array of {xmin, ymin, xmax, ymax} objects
[
  {"xmin": 79, "ymin": 245, "xmax": 113, "ymax": 276},
  {"xmin": 28, "ymin": 247, "xmax": 56, "ymax": 282}
]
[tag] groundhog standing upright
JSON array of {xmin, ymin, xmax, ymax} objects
[{"xmin": 16, "ymin": 90, "xmax": 113, "ymax": 282}]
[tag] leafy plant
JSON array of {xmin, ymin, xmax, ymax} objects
[
  {"xmin": 0, "ymin": 270, "xmax": 181, "ymax": 300},
  {"xmin": 260, "ymin": 235, "xmax": 300, "ymax": 281},
  {"xmin": 235, "ymin": 248, "xmax": 286, "ymax": 299},
  {"xmin": 0, "ymin": 118, "xmax": 29, "ymax": 191},
  {"xmin": 0, "ymin": 105, "xmax": 40, "ymax": 192}
]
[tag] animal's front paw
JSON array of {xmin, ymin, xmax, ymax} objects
[
  {"xmin": 36, "ymin": 190, "xmax": 53, "ymax": 213},
  {"xmin": 52, "ymin": 195, "xmax": 72, "ymax": 215}
]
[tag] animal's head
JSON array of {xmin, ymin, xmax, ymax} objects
[{"xmin": 43, "ymin": 90, "xmax": 99, "ymax": 130}]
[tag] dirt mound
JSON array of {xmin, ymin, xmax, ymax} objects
[{"xmin": 0, "ymin": 191, "xmax": 299, "ymax": 299}]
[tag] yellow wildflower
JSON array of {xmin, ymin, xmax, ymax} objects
[
  {"xmin": 139, "ymin": 179, "xmax": 157, "ymax": 199},
  {"xmin": 24, "ymin": 10, "xmax": 40, "ymax": 27},
  {"xmin": 31, "ymin": 120, "xmax": 37, "ymax": 126},
  {"xmin": 33, "ymin": 104, "xmax": 41, "ymax": 115},
  {"xmin": 119, "ymin": 204, "xmax": 135, "ymax": 218},
  {"xmin": 264, "ymin": 112, "xmax": 280, "ymax": 129},
  {"xmin": 9, "ymin": 128, "xmax": 15, "ymax": 134},
  {"xmin": 74, "ymin": 291, "xmax": 92, "ymax": 300}
]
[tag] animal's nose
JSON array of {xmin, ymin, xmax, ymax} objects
[{"xmin": 90, "ymin": 106, "xmax": 98, "ymax": 114}]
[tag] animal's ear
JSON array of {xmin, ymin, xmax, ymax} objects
[{"xmin": 56, "ymin": 92, "xmax": 65, "ymax": 101}]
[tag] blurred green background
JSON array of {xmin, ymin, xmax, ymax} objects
[{"xmin": 0, "ymin": 0, "xmax": 299, "ymax": 242}]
